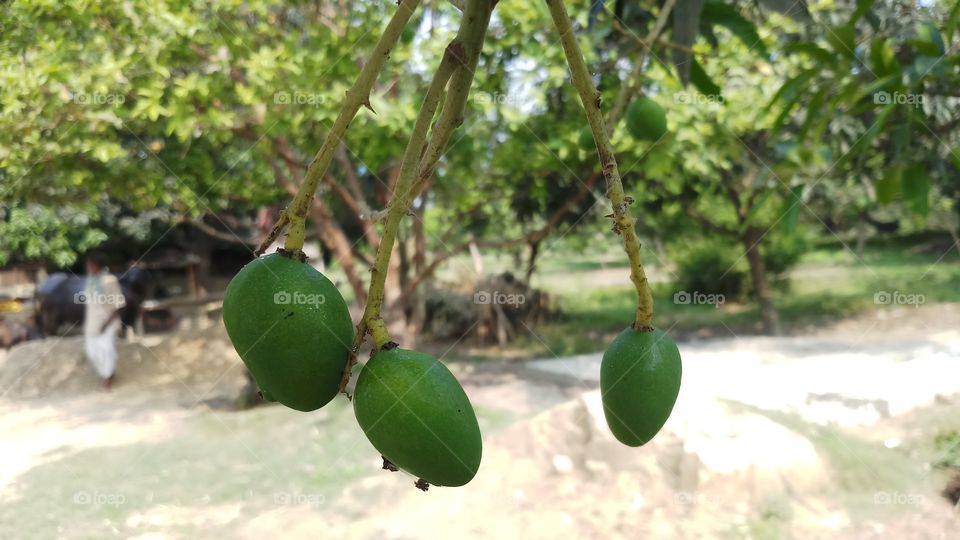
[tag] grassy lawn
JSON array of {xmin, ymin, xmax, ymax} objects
[
  {"xmin": 468, "ymin": 240, "xmax": 960, "ymax": 360},
  {"xmin": 0, "ymin": 396, "xmax": 520, "ymax": 539}
]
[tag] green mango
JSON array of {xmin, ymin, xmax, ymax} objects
[
  {"xmin": 401, "ymin": 25, "xmax": 416, "ymax": 45},
  {"xmin": 353, "ymin": 348, "xmax": 482, "ymax": 487},
  {"xmin": 600, "ymin": 327, "xmax": 682, "ymax": 447},
  {"xmin": 625, "ymin": 96, "xmax": 668, "ymax": 141},
  {"xmin": 223, "ymin": 253, "xmax": 353, "ymax": 412}
]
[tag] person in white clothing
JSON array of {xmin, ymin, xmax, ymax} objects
[{"xmin": 82, "ymin": 255, "xmax": 126, "ymax": 388}]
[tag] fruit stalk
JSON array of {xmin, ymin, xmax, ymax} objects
[
  {"xmin": 408, "ymin": 11, "xmax": 491, "ymax": 197},
  {"xmin": 341, "ymin": 0, "xmax": 495, "ymax": 390},
  {"xmin": 544, "ymin": 0, "xmax": 654, "ymax": 329},
  {"xmin": 255, "ymin": 0, "xmax": 423, "ymax": 256},
  {"xmin": 361, "ymin": 52, "xmax": 458, "ymax": 349}
]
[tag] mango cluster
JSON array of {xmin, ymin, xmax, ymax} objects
[
  {"xmin": 223, "ymin": 253, "xmax": 481, "ymax": 488},
  {"xmin": 223, "ymin": 254, "xmax": 680, "ymax": 489}
]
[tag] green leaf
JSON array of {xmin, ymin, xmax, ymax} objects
[
  {"xmin": 783, "ymin": 42, "xmax": 837, "ymax": 66},
  {"xmin": 902, "ymin": 164, "xmax": 930, "ymax": 216},
  {"xmin": 799, "ymin": 87, "xmax": 827, "ymax": 138},
  {"xmin": 851, "ymin": 0, "xmax": 877, "ymax": 24},
  {"xmin": 851, "ymin": 72, "xmax": 902, "ymax": 104},
  {"xmin": 869, "ymin": 37, "xmax": 900, "ymax": 77},
  {"xmin": 701, "ymin": 0, "xmax": 768, "ymax": 58},
  {"xmin": 689, "ymin": 57, "xmax": 722, "ymax": 98},
  {"xmin": 875, "ymin": 164, "xmax": 902, "ymax": 204},
  {"xmin": 779, "ymin": 186, "xmax": 803, "ymax": 235},
  {"xmin": 767, "ymin": 69, "xmax": 817, "ymax": 131},
  {"xmin": 826, "ymin": 25, "xmax": 857, "ymax": 60},
  {"xmin": 947, "ymin": 0, "xmax": 960, "ymax": 43},
  {"xmin": 837, "ymin": 104, "xmax": 895, "ymax": 168}
]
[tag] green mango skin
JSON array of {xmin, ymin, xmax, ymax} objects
[
  {"xmin": 625, "ymin": 97, "xmax": 668, "ymax": 142},
  {"xmin": 223, "ymin": 253, "xmax": 353, "ymax": 412},
  {"xmin": 353, "ymin": 348, "xmax": 482, "ymax": 487},
  {"xmin": 600, "ymin": 327, "xmax": 682, "ymax": 447}
]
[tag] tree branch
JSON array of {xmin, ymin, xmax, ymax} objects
[
  {"xmin": 396, "ymin": 172, "xmax": 600, "ymax": 302},
  {"xmin": 256, "ymin": 0, "xmax": 424, "ymax": 256},
  {"xmin": 546, "ymin": 0, "xmax": 654, "ymax": 329},
  {"xmin": 336, "ymin": 0, "xmax": 495, "ymax": 394}
]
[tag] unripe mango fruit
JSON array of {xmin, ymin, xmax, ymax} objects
[
  {"xmin": 600, "ymin": 327, "xmax": 681, "ymax": 447},
  {"xmin": 353, "ymin": 348, "xmax": 482, "ymax": 487},
  {"xmin": 223, "ymin": 253, "xmax": 354, "ymax": 412},
  {"xmin": 625, "ymin": 96, "xmax": 668, "ymax": 141}
]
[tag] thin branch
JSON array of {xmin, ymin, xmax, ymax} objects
[
  {"xmin": 685, "ymin": 207, "xmax": 738, "ymax": 236},
  {"xmin": 338, "ymin": 0, "xmax": 496, "ymax": 392},
  {"xmin": 397, "ymin": 173, "xmax": 601, "ymax": 302},
  {"xmin": 256, "ymin": 0, "xmax": 423, "ymax": 256},
  {"xmin": 546, "ymin": 0, "xmax": 654, "ymax": 329},
  {"xmin": 180, "ymin": 217, "xmax": 258, "ymax": 246},
  {"xmin": 334, "ymin": 145, "xmax": 371, "ymax": 213}
]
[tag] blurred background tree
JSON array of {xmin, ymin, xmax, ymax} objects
[{"xmin": 1, "ymin": 0, "xmax": 958, "ymax": 338}]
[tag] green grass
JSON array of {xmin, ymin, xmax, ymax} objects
[
  {"xmin": 0, "ymin": 396, "xmax": 521, "ymax": 539},
  {"xmin": 468, "ymin": 242, "xmax": 960, "ymax": 360},
  {"xmin": 729, "ymin": 402, "xmax": 941, "ymax": 522}
]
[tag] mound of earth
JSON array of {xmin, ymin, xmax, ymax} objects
[
  {"xmin": 236, "ymin": 390, "xmax": 841, "ymax": 540},
  {"xmin": 0, "ymin": 326, "xmax": 245, "ymax": 400}
]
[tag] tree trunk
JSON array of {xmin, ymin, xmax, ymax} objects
[
  {"xmin": 310, "ymin": 201, "xmax": 368, "ymax": 305},
  {"xmin": 525, "ymin": 239, "xmax": 541, "ymax": 284},
  {"xmin": 855, "ymin": 211, "xmax": 867, "ymax": 259},
  {"xmin": 404, "ymin": 199, "xmax": 428, "ymax": 344},
  {"xmin": 742, "ymin": 227, "xmax": 782, "ymax": 336},
  {"xmin": 468, "ymin": 241, "xmax": 484, "ymax": 275}
]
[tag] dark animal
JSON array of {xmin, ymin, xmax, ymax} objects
[
  {"xmin": 35, "ymin": 273, "xmax": 86, "ymax": 336},
  {"xmin": 35, "ymin": 269, "xmax": 154, "ymax": 336}
]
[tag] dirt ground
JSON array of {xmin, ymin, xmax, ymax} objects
[{"xmin": 0, "ymin": 305, "xmax": 958, "ymax": 539}]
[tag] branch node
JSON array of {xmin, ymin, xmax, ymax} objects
[{"xmin": 446, "ymin": 41, "xmax": 467, "ymax": 66}]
